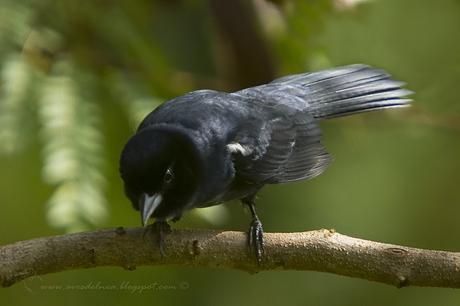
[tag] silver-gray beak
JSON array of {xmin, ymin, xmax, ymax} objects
[{"xmin": 140, "ymin": 193, "xmax": 162, "ymax": 226}]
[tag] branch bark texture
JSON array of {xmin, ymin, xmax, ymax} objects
[{"xmin": 1, "ymin": 227, "xmax": 460, "ymax": 288}]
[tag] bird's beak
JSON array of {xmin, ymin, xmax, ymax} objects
[{"xmin": 140, "ymin": 193, "xmax": 162, "ymax": 226}]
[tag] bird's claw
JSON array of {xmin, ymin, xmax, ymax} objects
[
  {"xmin": 143, "ymin": 220, "xmax": 171, "ymax": 257},
  {"xmin": 248, "ymin": 218, "xmax": 264, "ymax": 265}
]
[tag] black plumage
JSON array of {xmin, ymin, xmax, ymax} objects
[{"xmin": 119, "ymin": 64, "xmax": 412, "ymax": 262}]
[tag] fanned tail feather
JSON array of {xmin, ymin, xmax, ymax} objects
[{"xmin": 270, "ymin": 64, "xmax": 412, "ymax": 119}]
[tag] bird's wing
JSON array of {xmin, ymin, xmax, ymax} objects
[
  {"xmin": 229, "ymin": 108, "xmax": 332, "ymax": 184},
  {"xmin": 272, "ymin": 114, "xmax": 332, "ymax": 183}
]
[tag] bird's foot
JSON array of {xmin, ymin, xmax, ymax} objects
[
  {"xmin": 143, "ymin": 220, "xmax": 171, "ymax": 257},
  {"xmin": 248, "ymin": 218, "xmax": 264, "ymax": 265}
]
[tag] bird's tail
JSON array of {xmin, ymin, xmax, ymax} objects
[{"xmin": 269, "ymin": 64, "xmax": 412, "ymax": 119}]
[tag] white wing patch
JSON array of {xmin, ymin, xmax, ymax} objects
[{"xmin": 227, "ymin": 143, "xmax": 253, "ymax": 156}]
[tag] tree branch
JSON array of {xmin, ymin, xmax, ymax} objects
[{"xmin": 1, "ymin": 227, "xmax": 460, "ymax": 288}]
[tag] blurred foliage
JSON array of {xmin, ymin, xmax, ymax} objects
[
  {"xmin": 1, "ymin": 0, "xmax": 460, "ymax": 305},
  {"xmin": 0, "ymin": 0, "xmax": 336, "ymax": 232}
]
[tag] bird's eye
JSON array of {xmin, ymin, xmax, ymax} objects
[{"xmin": 164, "ymin": 168, "xmax": 174, "ymax": 184}]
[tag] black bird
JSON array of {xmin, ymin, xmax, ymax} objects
[{"xmin": 119, "ymin": 64, "xmax": 412, "ymax": 262}]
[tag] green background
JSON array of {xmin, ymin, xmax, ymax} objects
[{"xmin": 1, "ymin": 0, "xmax": 460, "ymax": 305}]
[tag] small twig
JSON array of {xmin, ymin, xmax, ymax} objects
[{"xmin": 1, "ymin": 227, "xmax": 460, "ymax": 288}]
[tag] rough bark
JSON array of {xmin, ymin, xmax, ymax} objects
[{"xmin": 1, "ymin": 227, "xmax": 460, "ymax": 288}]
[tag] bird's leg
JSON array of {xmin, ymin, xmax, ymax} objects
[
  {"xmin": 242, "ymin": 195, "xmax": 264, "ymax": 264},
  {"xmin": 143, "ymin": 220, "xmax": 171, "ymax": 257},
  {"xmin": 155, "ymin": 220, "xmax": 171, "ymax": 257}
]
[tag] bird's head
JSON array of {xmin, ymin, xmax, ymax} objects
[{"xmin": 119, "ymin": 126, "xmax": 204, "ymax": 224}]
